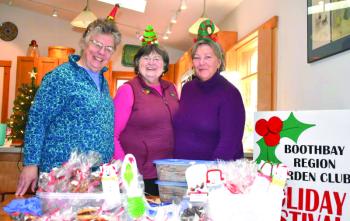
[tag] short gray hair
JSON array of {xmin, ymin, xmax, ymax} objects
[
  {"xmin": 80, "ymin": 18, "xmax": 122, "ymax": 54},
  {"xmin": 191, "ymin": 39, "xmax": 225, "ymax": 72}
]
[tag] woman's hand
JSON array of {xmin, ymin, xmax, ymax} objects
[{"xmin": 15, "ymin": 165, "xmax": 38, "ymax": 196}]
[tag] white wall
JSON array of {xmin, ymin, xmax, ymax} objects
[
  {"xmin": 0, "ymin": 3, "xmax": 183, "ymax": 119},
  {"xmin": 220, "ymin": 0, "xmax": 350, "ymax": 110}
]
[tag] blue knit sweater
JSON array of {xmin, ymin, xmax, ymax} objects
[
  {"xmin": 24, "ymin": 55, "xmax": 114, "ymax": 172},
  {"xmin": 174, "ymin": 72, "xmax": 245, "ymax": 161}
]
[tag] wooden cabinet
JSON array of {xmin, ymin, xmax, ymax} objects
[
  {"xmin": 0, "ymin": 150, "xmax": 23, "ymax": 197},
  {"xmin": 16, "ymin": 56, "xmax": 68, "ymax": 95},
  {"xmin": 16, "ymin": 56, "xmax": 114, "ymax": 95},
  {"xmin": 16, "ymin": 56, "xmax": 35, "ymax": 96},
  {"xmin": 34, "ymin": 57, "xmax": 59, "ymax": 84},
  {"xmin": 1, "ymin": 60, "xmax": 11, "ymax": 123},
  {"xmin": 16, "ymin": 46, "xmax": 75, "ymax": 95}
]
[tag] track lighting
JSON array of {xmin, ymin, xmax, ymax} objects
[{"xmin": 52, "ymin": 9, "xmax": 58, "ymax": 17}]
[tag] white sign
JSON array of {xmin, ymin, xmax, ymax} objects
[{"xmin": 254, "ymin": 110, "xmax": 350, "ymax": 221}]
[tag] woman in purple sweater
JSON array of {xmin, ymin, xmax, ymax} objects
[{"xmin": 174, "ymin": 35, "xmax": 245, "ymax": 161}]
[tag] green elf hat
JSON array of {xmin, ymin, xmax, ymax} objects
[
  {"xmin": 140, "ymin": 25, "xmax": 159, "ymax": 46},
  {"xmin": 195, "ymin": 19, "xmax": 218, "ymax": 42},
  {"xmin": 106, "ymin": 4, "xmax": 120, "ymax": 21}
]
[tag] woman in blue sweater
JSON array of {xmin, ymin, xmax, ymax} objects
[
  {"xmin": 15, "ymin": 17, "xmax": 121, "ymax": 196},
  {"xmin": 174, "ymin": 20, "xmax": 245, "ymax": 161}
]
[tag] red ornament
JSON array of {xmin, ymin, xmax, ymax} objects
[
  {"xmin": 264, "ymin": 132, "xmax": 280, "ymax": 146},
  {"xmin": 268, "ymin": 116, "xmax": 283, "ymax": 133},
  {"xmin": 255, "ymin": 119, "xmax": 269, "ymax": 136},
  {"xmin": 256, "ymin": 116, "xmax": 283, "ymax": 147}
]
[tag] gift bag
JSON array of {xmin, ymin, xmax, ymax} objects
[{"xmin": 208, "ymin": 188, "xmax": 285, "ymax": 221}]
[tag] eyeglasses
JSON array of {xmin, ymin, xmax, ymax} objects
[
  {"xmin": 192, "ymin": 55, "xmax": 214, "ymax": 63},
  {"xmin": 141, "ymin": 55, "xmax": 163, "ymax": 63},
  {"xmin": 89, "ymin": 39, "xmax": 115, "ymax": 55}
]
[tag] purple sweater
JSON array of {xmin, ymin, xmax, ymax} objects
[{"xmin": 174, "ymin": 72, "xmax": 245, "ymax": 161}]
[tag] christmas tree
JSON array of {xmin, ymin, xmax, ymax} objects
[
  {"xmin": 7, "ymin": 67, "xmax": 38, "ymax": 142},
  {"xmin": 141, "ymin": 25, "xmax": 158, "ymax": 46}
]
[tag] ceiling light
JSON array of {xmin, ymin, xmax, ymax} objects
[
  {"xmin": 98, "ymin": 0, "xmax": 147, "ymax": 13},
  {"xmin": 170, "ymin": 13, "xmax": 178, "ymax": 24},
  {"xmin": 71, "ymin": 0, "xmax": 97, "ymax": 28},
  {"xmin": 52, "ymin": 9, "xmax": 58, "ymax": 17},
  {"xmin": 180, "ymin": 0, "xmax": 187, "ymax": 11},
  {"xmin": 188, "ymin": 0, "xmax": 219, "ymax": 34},
  {"xmin": 166, "ymin": 26, "xmax": 172, "ymax": 34}
]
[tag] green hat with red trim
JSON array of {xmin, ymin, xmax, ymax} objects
[{"xmin": 196, "ymin": 19, "xmax": 217, "ymax": 42}]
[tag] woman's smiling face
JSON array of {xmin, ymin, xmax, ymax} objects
[
  {"xmin": 138, "ymin": 51, "xmax": 164, "ymax": 85},
  {"xmin": 82, "ymin": 33, "xmax": 115, "ymax": 72},
  {"xmin": 192, "ymin": 44, "xmax": 221, "ymax": 81}
]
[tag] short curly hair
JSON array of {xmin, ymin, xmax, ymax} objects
[
  {"xmin": 80, "ymin": 18, "xmax": 122, "ymax": 54},
  {"xmin": 133, "ymin": 44, "xmax": 170, "ymax": 75}
]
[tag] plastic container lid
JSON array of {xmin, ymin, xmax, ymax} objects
[
  {"xmin": 153, "ymin": 158, "xmax": 213, "ymax": 166},
  {"xmin": 37, "ymin": 192, "xmax": 108, "ymax": 200},
  {"xmin": 155, "ymin": 180, "xmax": 188, "ymax": 187}
]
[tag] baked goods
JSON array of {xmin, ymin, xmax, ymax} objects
[{"xmin": 76, "ymin": 207, "xmax": 98, "ymax": 221}]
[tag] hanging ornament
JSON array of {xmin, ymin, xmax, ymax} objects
[{"xmin": 29, "ymin": 67, "xmax": 37, "ymax": 79}]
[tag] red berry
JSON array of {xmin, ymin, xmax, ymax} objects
[
  {"xmin": 264, "ymin": 133, "xmax": 280, "ymax": 146},
  {"xmin": 255, "ymin": 119, "xmax": 269, "ymax": 136},
  {"xmin": 268, "ymin": 116, "xmax": 283, "ymax": 133}
]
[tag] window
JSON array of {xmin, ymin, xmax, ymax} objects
[{"xmin": 224, "ymin": 16, "xmax": 277, "ymax": 156}]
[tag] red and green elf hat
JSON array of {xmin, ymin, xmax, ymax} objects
[
  {"xmin": 140, "ymin": 25, "xmax": 158, "ymax": 46},
  {"xmin": 195, "ymin": 19, "xmax": 217, "ymax": 42},
  {"xmin": 106, "ymin": 4, "xmax": 120, "ymax": 21}
]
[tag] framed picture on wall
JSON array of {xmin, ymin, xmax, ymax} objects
[
  {"xmin": 121, "ymin": 44, "xmax": 141, "ymax": 67},
  {"xmin": 307, "ymin": 0, "xmax": 350, "ymax": 63}
]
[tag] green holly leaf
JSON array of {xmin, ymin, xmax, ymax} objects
[
  {"xmin": 255, "ymin": 138, "xmax": 281, "ymax": 164},
  {"xmin": 280, "ymin": 112, "xmax": 315, "ymax": 143}
]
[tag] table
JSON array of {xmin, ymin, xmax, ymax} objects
[
  {"xmin": 0, "ymin": 146, "xmax": 23, "ymax": 201},
  {"xmin": 0, "ymin": 194, "xmax": 161, "ymax": 220}
]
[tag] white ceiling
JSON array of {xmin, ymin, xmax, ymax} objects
[{"xmin": 1, "ymin": 0, "xmax": 243, "ymax": 51}]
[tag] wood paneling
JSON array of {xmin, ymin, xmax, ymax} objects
[
  {"xmin": 163, "ymin": 64, "xmax": 175, "ymax": 83},
  {"xmin": 257, "ymin": 28, "xmax": 273, "ymax": 111},
  {"xmin": 0, "ymin": 152, "xmax": 22, "ymax": 195},
  {"xmin": 110, "ymin": 71, "xmax": 135, "ymax": 98},
  {"xmin": 0, "ymin": 60, "xmax": 11, "ymax": 123},
  {"xmin": 16, "ymin": 57, "xmax": 35, "ymax": 96},
  {"xmin": 225, "ymin": 16, "xmax": 278, "ymax": 111},
  {"xmin": 34, "ymin": 57, "xmax": 59, "ymax": 84},
  {"xmin": 216, "ymin": 31, "xmax": 238, "ymax": 52}
]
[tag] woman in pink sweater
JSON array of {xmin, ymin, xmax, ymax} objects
[{"xmin": 113, "ymin": 43, "xmax": 178, "ymax": 196}]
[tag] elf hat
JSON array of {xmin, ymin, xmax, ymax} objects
[
  {"xmin": 140, "ymin": 25, "xmax": 158, "ymax": 46},
  {"xmin": 106, "ymin": 4, "xmax": 120, "ymax": 21},
  {"xmin": 195, "ymin": 19, "xmax": 217, "ymax": 42}
]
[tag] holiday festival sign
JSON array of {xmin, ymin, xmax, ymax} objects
[{"xmin": 254, "ymin": 110, "xmax": 349, "ymax": 221}]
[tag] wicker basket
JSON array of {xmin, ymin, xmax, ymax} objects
[{"xmin": 48, "ymin": 46, "xmax": 75, "ymax": 59}]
